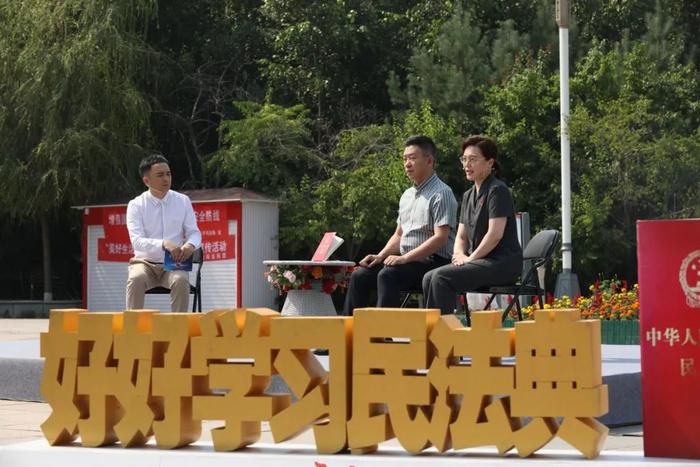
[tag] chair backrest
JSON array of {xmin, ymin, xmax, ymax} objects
[
  {"xmin": 523, "ymin": 229, "xmax": 560, "ymax": 262},
  {"xmin": 519, "ymin": 229, "xmax": 559, "ymax": 288}
]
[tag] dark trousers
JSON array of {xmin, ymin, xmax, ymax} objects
[
  {"xmin": 342, "ymin": 256, "xmax": 450, "ymax": 316},
  {"xmin": 422, "ymin": 257, "xmax": 521, "ymax": 315}
]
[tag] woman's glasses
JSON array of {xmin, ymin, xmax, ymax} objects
[{"xmin": 460, "ymin": 156, "xmax": 485, "ymax": 165}]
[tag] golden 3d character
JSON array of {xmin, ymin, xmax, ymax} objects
[
  {"xmin": 269, "ymin": 315, "xmax": 352, "ymax": 453},
  {"xmin": 151, "ymin": 312, "xmax": 206, "ymax": 448},
  {"xmin": 113, "ymin": 310, "xmax": 160, "ymax": 447},
  {"xmin": 40, "ymin": 310, "xmax": 84, "ymax": 445},
  {"xmin": 191, "ymin": 308, "xmax": 289, "ymax": 451},
  {"xmin": 512, "ymin": 309, "xmax": 609, "ymax": 459},
  {"xmin": 75, "ymin": 312, "xmax": 124, "ymax": 447},
  {"xmin": 347, "ymin": 308, "xmax": 440, "ymax": 453}
]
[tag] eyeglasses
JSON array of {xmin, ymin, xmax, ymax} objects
[{"xmin": 460, "ymin": 156, "xmax": 485, "ymax": 165}]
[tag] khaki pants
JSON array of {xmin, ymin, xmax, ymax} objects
[{"xmin": 126, "ymin": 259, "xmax": 190, "ymax": 312}]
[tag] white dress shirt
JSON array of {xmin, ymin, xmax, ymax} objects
[{"xmin": 126, "ymin": 190, "xmax": 202, "ymax": 263}]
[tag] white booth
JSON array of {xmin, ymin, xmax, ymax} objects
[{"xmin": 75, "ymin": 188, "xmax": 279, "ymax": 311}]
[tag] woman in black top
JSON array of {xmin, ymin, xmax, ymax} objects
[{"xmin": 422, "ymin": 135, "xmax": 523, "ymax": 314}]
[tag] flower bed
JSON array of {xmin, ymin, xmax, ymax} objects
[
  {"xmin": 511, "ymin": 278, "xmax": 640, "ymax": 344},
  {"xmin": 515, "ymin": 279, "xmax": 639, "ymax": 321},
  {"xmin": 265, "ymin": 264, "xmax": 354, "ymax": 294},
  {"xmin": 493, "ymin": 317, "xmax": 639, "ymax": 344}
]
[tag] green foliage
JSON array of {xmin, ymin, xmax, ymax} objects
[
  {"xmin": 259, "ymin": 0, "xmax": 427, "ymax": 124},
  {"xmin": 490, "ymin": 19, "xmax": 530, "ymax": 82},
  {"xmin": 483, "ymin": 55, "xmax": 561, "ymax": 232},
  {"xmin": 146, "ymin": 0, "xmax": 270, "ymax": 186},
  {"xmin": 388, "ymin": 5, "xmax": 490, "ymax": 123},
  {"xmin": 207, "ymin": 102, "xmax": 319, "ymax": 195},
  {"xmin": 387, "ymin": 2, "xmax": 554, "ymax": 130},
  {"xmin": 568, "ymin": 40, "xmax": 700, "ymax": 281},
  {"xmin": 0, "ymin": 1, "xmax": 155, "ymax": 218},
  {"xmin": 573, "ymin": 0, "xmax": 657, "ymax": 46},
  {"xmin": 0, "ymin": 0, "xmax": 156, "ymax": 299},
  {"xmin": 279, "ymin": 125, "xmax": 402, "ymax": 259}
]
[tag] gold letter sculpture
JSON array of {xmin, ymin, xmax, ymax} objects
[{"xmin": 40, "ymin": 307, "xmax": 608, "ymax": 458}]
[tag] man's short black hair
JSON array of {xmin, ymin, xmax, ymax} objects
[
  {"xmin": 139, "ymin": 154, "xmax": 169, "ymax": 177},
  {"xmin": 404, "ymin": 135, "xmax": 437, "ymax": 158}
]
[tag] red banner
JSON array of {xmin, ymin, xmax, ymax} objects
[
  {"xmin": 98, "ymin": 238, "xmax": 134, "ymax": 262},
  {"xmin": 202, "ymin": 235, "xmax": 235, "ymax": 261},
  {"xmin": 98, "ymin": 207, "xmax": 131, "ymax": 261},
  {"xmin": 97, "ymin": 203, "xmax": 234, "ymax": 262},
  {"xmin": 639, "ymin": 219, "xmax": 700, "ymax": 459},
  {"xmin": 194, "ymin": 203, "xmax": 234, "ymax": 262},
  {"xmin": 193, "ymin": 203, "xmax": 227, "ymax": 230},
  {"xmin": 102, "ymin": 206, "xmax": 130, "ymax": 239}
]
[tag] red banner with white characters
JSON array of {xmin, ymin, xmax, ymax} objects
[
  {"xmin": 102, "ymin": 206, "xmax": 129, "ymax": 238},
  {"xmin": 97, "ymin": 203, "xmax": 235, "ymax": 262},
  {"xmin": 98, "ymin": 207, "xmax": 131, "ymax": 261},
  {"xmin": 193, "ymin": 203, "xmax": 227, "ymax": 231},
  {"xmin": 201, "ymin": 235, "xmax": 236, "ymax": 261},
  {"xmin": 194, "ymin": 203, "xmax": 234, "ymax": 261},
  {"xmin": 98, "ymin": 237, "xmax": 134, "ymax": 261},
  {"xmin": 638, "ymin": 219, "xmax": 700, "ymax": 459}
]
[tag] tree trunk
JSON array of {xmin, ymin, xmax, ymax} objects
[{"xmin": 41, "ymin": 214, "xmax": 53, "ymax": 302}]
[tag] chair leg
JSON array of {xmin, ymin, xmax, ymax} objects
[
  {"xmin": 484, "ymin": 294, "xmax": 497, "ymax": 309},
  {"xmin": 400, "ymin": 292, "xmax": 411, "ymax": 308},
  {"xmin": 463, "ymin": 294, "xmax": 471, "ymax": 327},
  {"xmin": 515, "ymin": 300, "xmax": 523, "ymax": 321}
]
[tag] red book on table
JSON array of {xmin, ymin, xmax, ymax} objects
[{"xmin": 311, "ymin": 232, "xmax": 344, "ymax": 262}]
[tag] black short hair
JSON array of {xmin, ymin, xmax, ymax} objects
[
  {"xmin": 404, "ymin": 135, "xmax": 437, "ymax": 158},
  {"xmin": 139, "ymin": 154, "xmax": 169, "ymax": 177}
]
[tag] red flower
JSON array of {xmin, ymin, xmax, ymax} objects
[
  {"xmin": 322, "ymin": 279, "xmax": 337, "ymax": 294},
  {"xmin": 300, "ymin": 281, "xmax": 313, "ymax": 290}
]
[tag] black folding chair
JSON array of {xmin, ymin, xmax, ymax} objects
[
  {"xmin": 145, "ymin": 247, "xmax": 204, "ymax": 312},
  {"xmin": 462, "ymin": 229, "xmax": 560, "ymax": 325}
]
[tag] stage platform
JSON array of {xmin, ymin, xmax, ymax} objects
[{"xmin": 5, "ymin": 439, "xmax": 696, "ymax": 467}]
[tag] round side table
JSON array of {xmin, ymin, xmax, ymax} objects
[{"xmin": 263, "ymin": 260, "xmax": 355, "ymax": 316}]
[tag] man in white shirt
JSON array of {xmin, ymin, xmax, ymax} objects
[{"xmin": 125, "ymin": 154, "xmax": 202, "ymax": 312}]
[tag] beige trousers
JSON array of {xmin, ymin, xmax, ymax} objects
[{"xmin": 126, "ymin": 259, "xmax": 191, "ymax": 312}]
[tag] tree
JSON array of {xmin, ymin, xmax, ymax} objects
[
  {"xmin": 206, "ymin": 101, "xmax": 320, "ymax": 195},
  {"xmin": 0, "ymin": 1, "xmax": 155, "ymax": 299},
  {"xmin": 387, "ymin": 5, "xmax": 491, "ymax": 126},
  {"xmin": 568, "ymin": 40, "xmax": 700, "ymax": 282},
  {"xmin": 145, "ymin": 0, "xmax": 270, "ymax": 189}
]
